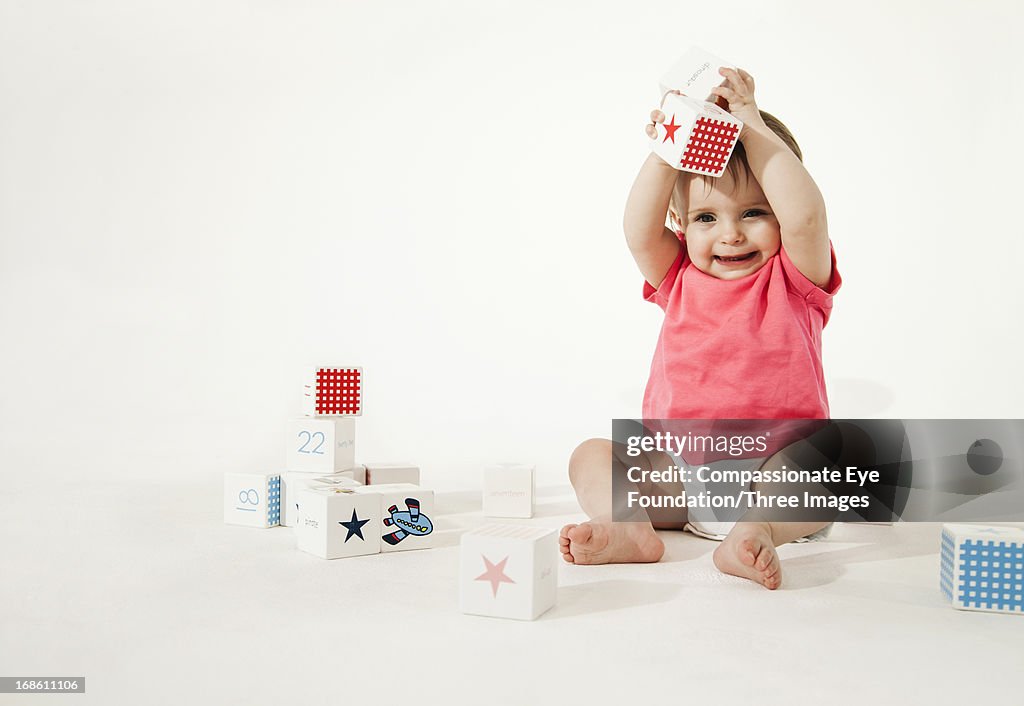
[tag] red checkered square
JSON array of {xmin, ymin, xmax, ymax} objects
[
  {"xmin": 679, "ymin": 117, "xmax": 741, "ymax": 176},
  {"xmin": 314, "ymin": 367, "xmax": 362, "ymax": 415}
]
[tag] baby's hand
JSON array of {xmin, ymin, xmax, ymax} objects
[
  {"xmin": 710, "ymin": 67, "xmax": 767, "ymax": 135},
  {"xmin": 644, "ymin": 90, "xmax": 682, "ymax": 140}
]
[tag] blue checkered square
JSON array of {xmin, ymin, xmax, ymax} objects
[
  {"xmin": 267, "ymin": 476, "xmax": 281, "ymax": 527},
  {"xmin": 957, "ymin": 538, "xmax": 1024, "ymax": 613}
]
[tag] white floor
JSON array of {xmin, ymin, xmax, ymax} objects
[{"xmin": 2, "ymin": 472, "xmax": 1021, "ymax": 706}]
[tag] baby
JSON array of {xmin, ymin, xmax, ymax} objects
[{"xmin": 559, "ymin": 67, "xmax": 841, "ymax": 589}]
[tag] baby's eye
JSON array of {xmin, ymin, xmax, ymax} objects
[
  {"xmin": 743, "ymin": 209, "xmax": 767, "ymax": 218},
  {"xmin": 694, "ymin": 213, "xmax": 715, "ymax": 223}
]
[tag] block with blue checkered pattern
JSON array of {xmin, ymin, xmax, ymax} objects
[
  {"xmin": 940, "ymin": 524, "xmax": 1024, "ymax": 615},
  {"xmin": 223, "ymin": 472, "xmax": 283, "ymax": 529}
]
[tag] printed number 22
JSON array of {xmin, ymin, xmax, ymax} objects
[{"xmin": 297, "ymin": 431, "xmax": 326, "ymax": 454}]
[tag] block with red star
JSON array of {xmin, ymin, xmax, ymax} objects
[
  {"xmin": 649, "ymin": 92, "xmax": 743, "ymax": 178},
  {"xmin": 460, "ymin": 524, "xmax": 558, "ymax": 620},
  {"xmin": 303, "ymin": 366, "xmax": 363, "ymax": 417}
]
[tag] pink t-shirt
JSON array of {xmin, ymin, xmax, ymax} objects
[{"xmin": 642, "ymin": 240, "xmax": 841, "ymax": 423}]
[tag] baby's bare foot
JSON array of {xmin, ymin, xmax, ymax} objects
[
  {"xmin": 713, "ymin": 522, "xmax": 781, "ymax": 590},
  {"xmin": 559, "ymin": 521, "xmax": 664, "ymax": 565}
]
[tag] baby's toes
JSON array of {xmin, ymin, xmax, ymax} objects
[
  {"xmin": 755, "ymin": 544, "xmax": 775, "ymax": 572},
  {"xmin": 739, "ymin": 539, "xmax": 759, "ymax": 567},
  {"xmin": 763, "ymin": 571, "xmax": 782, "ymax": 590}
]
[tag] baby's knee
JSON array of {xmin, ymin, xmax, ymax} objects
[{"xmin": 568, "ymin": 438, "xmax": 612, "ymax": 483}]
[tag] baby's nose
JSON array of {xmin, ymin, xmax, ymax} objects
[{"xmin": 719, "ymin": 228, "xmax": 745, "ymax": 244}]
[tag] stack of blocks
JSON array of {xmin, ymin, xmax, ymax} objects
[
  {"xmin": 224, "ymin": 366, "xmax": 366, "ymax": 529},
  {"xmin": 650, "ymin": 47, "xmax": 744, "ymax": 178},
  {"xmin": 941, "ymin": 523, "xmax": 1024, "ymax": 615},
  {"xmin": 220, "ymin": 365, "xmax": 564, "ymax": 616}
]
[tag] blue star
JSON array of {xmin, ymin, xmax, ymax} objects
[{"xmin": 339, "ymin": 508, "xmax": 370, "ymax": 542}]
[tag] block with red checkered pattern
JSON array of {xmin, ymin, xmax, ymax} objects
[
  {"xmin": 302, "ymin": 366, "xmax": 363, "ymax": 417},
  {"xmin": 649, "ymin": 92, "xmax": 743, "ymax": 178}
]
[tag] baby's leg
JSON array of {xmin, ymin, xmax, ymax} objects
[
  {"xmin": 713, "ymin": 434, "xmax": 836, "ymax": 589},
  {"xmin": 712, "ymin": 520, "xmax": 830, "ymax": 590},
  {"xmin": 559, "ymin": 438, "xmax": 679, "ymax": 565}
]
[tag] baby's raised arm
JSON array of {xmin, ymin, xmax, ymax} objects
[
  {"xmin": 711, "ymin": 68, "xmax": 832, "ymax": 288},
  {"xmin": 623, "ymin": 108, "xmax": 683, "ymax": 289}
]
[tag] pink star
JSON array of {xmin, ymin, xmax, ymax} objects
[{"xmin": 475, "ymin": 554, "xmax": 515, "ymax": 597}]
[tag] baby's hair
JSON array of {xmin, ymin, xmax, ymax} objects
[{"xmin": 669, "ymin": 110, "xmax": 802, "ymax": 230}]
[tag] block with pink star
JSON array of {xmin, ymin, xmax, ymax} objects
[
  {"xmin": 650, "ymin": 92, "xmax": 743, "ymax": 178},
  {"xmin": 459, "ymin": 524, "xmax": 558, "ymax": 620}
]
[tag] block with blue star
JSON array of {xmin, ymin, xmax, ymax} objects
[
  {"xmin": 295, "ymin": 486, "xmax": 380, "ymax": 559},
  {"xmin": 460, "ymin": 524, "xmax": 558, "ymax": 620},
  {"xmin": 941, "ymin": 523, "xmax": 1024, "ymax": 614}
]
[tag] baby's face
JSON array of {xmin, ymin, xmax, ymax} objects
[{"xmin": 677, "ymin": 170, "xmax": 781, "ymax": 280}]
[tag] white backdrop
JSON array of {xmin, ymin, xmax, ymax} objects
[{"xmin": 2, "ymin": 0, "xmax": 1023, "ymax": 489}]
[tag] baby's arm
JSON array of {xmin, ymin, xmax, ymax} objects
[
  {"xmin": 711, "ymin": 68, "xmax": 832, "ymax": 288},
  {"xmin": 623, "ymin": 109, "xmax": 683, "ymax": 289}
]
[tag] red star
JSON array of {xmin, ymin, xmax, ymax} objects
[
  {"xmin": 475, "ymin": 554, "xmax": 515, "ymax": 597},
  {"xmin": 662, "ymin": 115, "xmax": 681, "ymax": 144}
]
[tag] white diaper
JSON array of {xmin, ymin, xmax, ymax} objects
[
  {"xmin": 684, "ymin": 519, "xmax": 834, "ymax": 543},
  {"xmin": 675, "ymin": 454, "xmax": 833, "ymax": 543}
]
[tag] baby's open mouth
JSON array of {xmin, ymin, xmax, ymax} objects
[{"xmin": 714, "ymin": 252, "xmax": 757, "ymax": 263}]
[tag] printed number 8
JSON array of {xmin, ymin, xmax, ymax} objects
[{"xmin": 297, "ymin": 431, "xmax": 326, "ymax": 454}]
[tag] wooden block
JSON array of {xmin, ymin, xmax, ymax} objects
[
  {"xmin": 649, "ymin": 92, "xmax": 742, "ymax": 178},
  {"xmin": 483, "ymin": 463, "xmax": 535, "ymax": 519},
  {"xmin": 941, "ymin": 524, "xmax": 1024, "ymax": 614},
  {"xmin": 280, "ymin": 472, "xmax": 361, "ymax": 528},
  {"xmin": 356, "ymin": 483, "xmax": 435, "ymax": 552},
  {"xmin": 460, "ymin": 524, "xmax": 557, "ymax": 620},
  {"xmin": 285, "ymin": 418, "xmax": 356, "ymax": 472},
  {"xmin": 364, "ymin": 462, "xmax": 419, "ymax": 485},
  {"xmin": 224, "ymin": 472, "xmax": 281, "ymax": 528},
  {"xmin": 658, "ymin": 46, "xmax": 736, "ymax": 104},
  {"xmin": 302, "ymin": 366, "xmax": 363, "ymax": 416},
  {"xmin": 295, "ymin": 487, "xmax": 381, "ymax": 559}
]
